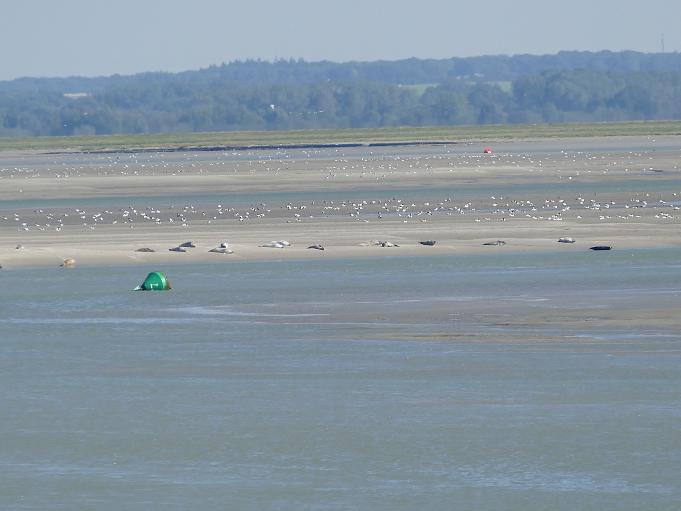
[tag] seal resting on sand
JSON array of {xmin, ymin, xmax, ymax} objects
[
  {"xmin": 419, "ymin": 240, "xmax": 436, "ymax": 246},
  {"xmin": 209, "ymin": 247, "xmax": 234, "ymax": 254},
  {"xmin": 136, "ymin": 247, "xmax": 155, "ymax": 252},
  {"xmin": 308, "ymin": 244, "xmax": 325, "ymax": 250},
  {"xmin": 60, "ymin": 258, "xmax": 76, "ymax": 267},
  {"xmin": 261, "ymin": 241, "xmax": 288, "ymax": 248}
]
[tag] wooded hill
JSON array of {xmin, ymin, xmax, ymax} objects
[{"xmin": 2, "ymin": 51, "xmax": 681, "ymax": 137}]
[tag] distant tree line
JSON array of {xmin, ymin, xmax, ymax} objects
[{"xmin": 2, "ymin": 51, "xmax": 681, "ymax": 137}]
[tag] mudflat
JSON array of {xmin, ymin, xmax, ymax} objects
[{"xmin": 0, "ymin": 135, "xmax": 679, "ymax": 268}]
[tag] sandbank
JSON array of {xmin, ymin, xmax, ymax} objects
[{"xmin": 1, "ymin": 135, "xmax": 679, "ymax": 269}]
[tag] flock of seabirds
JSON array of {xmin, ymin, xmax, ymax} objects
[{"xmin": 0, "ymin": 147, "xmax": 679, "ymax": 269}]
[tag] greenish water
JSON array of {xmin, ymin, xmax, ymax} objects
[{"xmin": 1, "ymin": 250, "xmax": 680, "ymax": 510}]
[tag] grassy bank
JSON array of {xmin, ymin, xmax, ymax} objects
[{"xmin": 2, "ymin": 121, "xmax": 681, "ymax": 152}]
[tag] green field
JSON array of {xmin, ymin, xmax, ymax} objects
[{"xmin": 1, "ymin": 121, "xmax": 681, "ymax": 153}]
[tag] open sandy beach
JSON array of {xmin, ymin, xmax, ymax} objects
[{"xmin": 1, "ymin": 135, "xmax": 679, "ymax": 268}]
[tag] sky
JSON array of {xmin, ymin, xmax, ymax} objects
[{"xmin": 1, "ymin": 0, "xmax": 680, "ymax": 81}]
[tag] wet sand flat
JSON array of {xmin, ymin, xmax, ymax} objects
[{"xmin": 0, "ymin": 135, "xmax": 679, "ymax": 268}]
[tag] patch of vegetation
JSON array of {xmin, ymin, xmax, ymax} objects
[{"xmin": 4, "ymin": 54, "xmax": 681, "ymax": 139}]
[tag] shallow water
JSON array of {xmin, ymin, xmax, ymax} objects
[
  {"xmin": 1, "ymin": 250, "xmax": 680, "ymax": 510},
  {"xmin": 2, "ymin": 140, "xmax": 679, "ymax": 212},
  {"xmin": 2, "ymin": 175, "xmax": 678, "ymax": 213}
]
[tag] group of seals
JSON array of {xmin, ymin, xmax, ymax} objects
[{"xmin": 164, "ymin": 241, "xmax": 233, "ymax": 254}]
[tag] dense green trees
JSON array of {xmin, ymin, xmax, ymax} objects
[{"xmin": 2, "ymin": 51, "xmax": 681, "ymax": 137}]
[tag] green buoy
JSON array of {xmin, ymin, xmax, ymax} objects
[{"xmin": 134, "ymin": 271, "xmax": 171, "ymax": 291}]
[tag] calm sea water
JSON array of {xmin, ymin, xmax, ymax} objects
[{"xmin": 1, "ymin": 250, "xmax": 680, "ymax": 510}]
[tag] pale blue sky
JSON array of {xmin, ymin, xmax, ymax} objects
[{"xmin": 1, "ymin": 0, "xmax": 679, "ymax": 80}]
